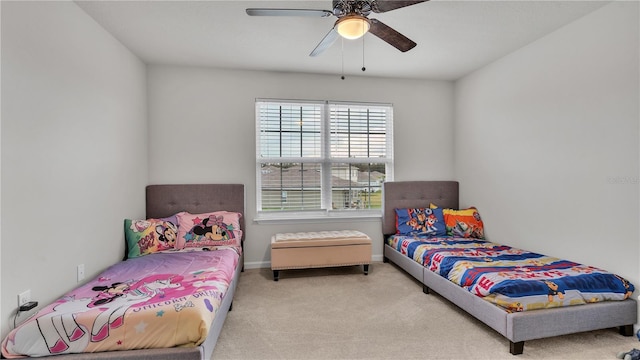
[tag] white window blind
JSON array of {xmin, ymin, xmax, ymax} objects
[{"xmin": 256, "ymin": 99, "xmax": 393, "ymax": 218}]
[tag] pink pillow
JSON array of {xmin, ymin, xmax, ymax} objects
[{"xmin": 176, "ymin": 211, "xmax": 243, "ymax": 249}]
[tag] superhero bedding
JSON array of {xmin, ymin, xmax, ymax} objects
[
  {"xmin": 1, "ymin": 248, "xmax": 241, "ymax": 358},
  {"xmin": 386, "ymin": 235, "xmax": 634, "ymax": 312}
]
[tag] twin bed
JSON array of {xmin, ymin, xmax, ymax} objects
[
  {"xmin": 382, "ymin": 181, "xmax": 637, "ymax": 355},
  {"xmin": 2, "ymin": 184, "xmax": 245, "ymax": 359}
]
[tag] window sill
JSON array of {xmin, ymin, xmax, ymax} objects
[{"xmin": 253, "ymin": 211, "xmax": 381, "ymax": 224}]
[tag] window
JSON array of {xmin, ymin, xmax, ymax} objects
[{"xmin": 256, "ymin": 99, "xmax": 393, "ymax": 219}]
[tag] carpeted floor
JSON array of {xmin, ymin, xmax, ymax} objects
[{"xmin": 211, "ymin": 262, "xmax": 639, "ymax": 359}]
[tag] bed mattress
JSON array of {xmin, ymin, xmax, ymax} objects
[
  {"xmin": 2, "ymin": 248, "xmax": 240, "ymax": 358},
  {"xmin": 387, "ymin": 235, "xmax": 634, "ymax": 312}
]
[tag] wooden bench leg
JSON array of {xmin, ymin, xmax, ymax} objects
[
  {"xmin": 510, "ymin": 341, "xmax": 524, "ymax": 355},
  {"xmin": 363, "ymin": 264, "xmax": 369, "ymax": 275},
  {"xmin": 273, "ymin": 270, "xmax": 279, "ymax": 282}
]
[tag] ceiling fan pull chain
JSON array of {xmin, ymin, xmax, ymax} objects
[
  {"xmin": 362, "ymin": 34, "xmax": 366, "ymax": 72},
  {"xmin": 341, "ymin": 37, "xmax": 346, "ymax": 80}
]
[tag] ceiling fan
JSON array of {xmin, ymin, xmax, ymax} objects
[{"xmin": 246, "ymin": 1, "xmax": 428, "ymax": 57}]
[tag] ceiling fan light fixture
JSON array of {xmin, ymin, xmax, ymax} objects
[{"xmin": 335, "ymin": 15, "xmax": 370, "ymax": 40}]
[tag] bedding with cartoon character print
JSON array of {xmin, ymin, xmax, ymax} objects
[
  {"xmin": 1, "ymin": 247, "xmax": 240, "ymax": 358},
  {"xmin": 387, "ymin": 235, "xmax": 634, "ymax": 312}
]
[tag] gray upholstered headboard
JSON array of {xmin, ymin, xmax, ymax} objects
[
  {"xmin": 382, "ymin": 181, "xmax": 459, "ymax": 236},
  {"xmin": 146, "ymin": 184, "xmax": 245, "ymax": 243}
]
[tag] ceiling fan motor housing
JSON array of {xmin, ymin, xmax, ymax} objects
[{"xmin": 333, "ymin": 0, "xmax": 374, "ymax": 18}]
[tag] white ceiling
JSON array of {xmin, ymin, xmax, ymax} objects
[{"xmin": 76, "ymin": 0, "xmax": 610, "ymax": 80}]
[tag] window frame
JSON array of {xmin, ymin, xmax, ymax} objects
[{"xmin": 255, "ymin": 98, "xmax": 394, "ymax": 222}]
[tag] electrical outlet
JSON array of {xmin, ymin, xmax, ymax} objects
[
  {"xmin": 77, "ymin": 264, "xmax": 85, "ymax": 282},
  {"xmin": 18, "ymin": 290, "xmax": 31, "ymax": 307}
]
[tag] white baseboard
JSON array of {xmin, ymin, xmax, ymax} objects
[
  {"xmin": 243, "ymin": 261, "xmax": 269, "ymax": 270},
  {"xmin": 244, "ymin": 254, "xmax": 385, "ymax": 270}
]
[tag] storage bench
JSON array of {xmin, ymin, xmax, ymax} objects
[{"xmin": 270, "ymin": 230, "xmax": 372, "ymax": 281}]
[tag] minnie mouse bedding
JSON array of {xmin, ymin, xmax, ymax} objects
[{"xmin": 1, "ymin": 248, "xmax": 240, "ymax": 358}]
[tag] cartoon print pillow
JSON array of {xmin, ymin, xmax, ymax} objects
[
  {"xmin": 395, "ymin": 207, "xmax": 446, "ymax": 237},
  {"xmin": 124, "ymin": 215, "xmax": 179, "ymax": 258},
  {"xmin": 176, "ymin": 211, "xmax": 243, "ymax": 249},
  {"xmin": 443, "ymin": 207, "xmax": 485, "ymax": 239}
]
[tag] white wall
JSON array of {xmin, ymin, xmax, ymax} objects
[
  {"xmin": 1, "ymin": 1, "xmax": 147, "ymax": 338},
  {"xmin": 455, "ymin": 0, "xmax": 639, "ymax": 299},
  {"xmin": 0, "ymin": 0, "xmax": 3, "ymax": 338},
  {"xmin": 147, "ymin": 66, "xmax": 455, "ymax": 267}
]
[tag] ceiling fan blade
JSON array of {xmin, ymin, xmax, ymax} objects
[
  {"xmin": 246, "ymin": 8, "xmax": 333, "ymax": 17},
  {"xmin": 368, "ymin": 18, "xmax": 416, "ymax": 52},
  {"xmin": 371, "ymin": 1, "xmax": 428, "ymax": 13},
  {"xmin": 309, "ymin": 28, "xmax": 340, "ymax": 57}
]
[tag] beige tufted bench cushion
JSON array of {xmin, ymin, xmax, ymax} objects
[{"xmin": 270, "ymin": 230, "xmax": 372, "ymax": 281}]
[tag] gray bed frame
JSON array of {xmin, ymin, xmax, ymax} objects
[
  {"xmin": 382, "ymin": 181, "xmax": 637, "ymax": 355},
  {"xmin": 37, "ymin": 184, "xmax": 245, "ymax": 360}
]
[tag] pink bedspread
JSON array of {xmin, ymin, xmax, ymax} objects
[{"xmin": 2, "ymin": 248, "xmax": 240, "ymax": 358}]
